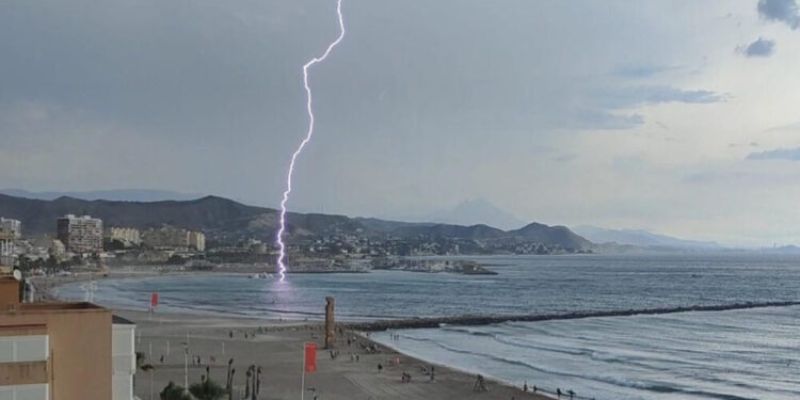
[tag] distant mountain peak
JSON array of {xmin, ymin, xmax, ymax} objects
[
  {"xmin": 573, "ymin": 225, "xmax": 720, "ymax": 249},
  {"xmin": 424, "ymin": 198, "xmax": 526, "ymax": 230}
]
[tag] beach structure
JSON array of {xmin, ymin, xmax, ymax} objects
[
  {"xmin": 0, "ymin": 274, "xmax": 136, "ymax": 400},
  {"xmin": 325, "ymin": 297, "xmax": 335, "ymax": 349}
]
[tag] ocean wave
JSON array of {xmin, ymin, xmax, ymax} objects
[{"xmin": 393, "ymin": 334, "xmax": 772, "ymax": 400}]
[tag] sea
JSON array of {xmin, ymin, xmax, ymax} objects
[{"xmin": 56, "ymin": 254, "xmax": 800, "ymax": 400}]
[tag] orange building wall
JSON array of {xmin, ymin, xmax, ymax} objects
[
  {"xmin": 0, "ymin": 279, "xmax": 20, "ymax": 307},
  {"xmin": 0, "ymin": 305, "xmax": 112, "ymax": 400}
]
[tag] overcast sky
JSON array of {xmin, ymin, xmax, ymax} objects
[{"xmin": 1, "ymin": 0, "xmax": 800, "ymax": 246}]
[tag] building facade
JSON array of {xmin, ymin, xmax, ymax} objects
[
  {"xmin": 106, "ymin": 227, "xmax": 142, "ymax": 247},
  {"xmin": 0, "ymin": 218, "xmax": 21, "ymax": 239},
  {"xmin": 142, "ymin": 226, "xmax": 205, "ymax": 252},
  {"xmin": 111, "ymin": 316, "xmax": 136, "ymax": 400},
  {"xmin": 0, "ymin": 231, "xmax": 15, "ymax": 267},
  {"xmin": 56, "ymin": 215, "xmax": 103, "ymax": 254},
  {"xmin": 0, "ymin": 276, "xmax": 136, "ymax": 400},
  {"xmin": 189, "ymin": 231, "xmax": 206, "ymax": 252}
]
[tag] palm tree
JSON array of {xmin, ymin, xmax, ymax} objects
[
  {"xmin": 189, "ymin": 377, "xmax": 226, "ymax": 400},
  {"xmin": 228, "ymin": 368, "xmax": 236, "ymax": 400},
  {"xmin": 160, "ymin": 381, "xmax": 191, "ymax": 400},
  {"xmin": 244, "ymin": 366, "xmax": 253, "ymax": 399},
  {"xmin": 255, "ymin": 366, "xmax": 262, "ymax": 399},
  {"xmin": 141, "ymin": 364, "xmax": 155, "ymax": 400},
  {"xmin": 225, "ymin": 358, "xmax": 234, "ymax": 399}
]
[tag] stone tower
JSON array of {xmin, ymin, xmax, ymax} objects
[{"xmin": 324, "ymin": 296, "xmax": 335, "ymax": 349}]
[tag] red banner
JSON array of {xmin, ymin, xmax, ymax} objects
[
  {"xmin": 150, "ymin": 292, "xmax": 159, "ymax": 308},
  {"xmin": 304, "ymin": 342, "xmax": 317, "ymax": 373}
]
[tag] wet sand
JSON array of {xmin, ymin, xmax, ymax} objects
[{"xmin": 123, "ymin": 310, "xmax": 553, "ymax": 400}]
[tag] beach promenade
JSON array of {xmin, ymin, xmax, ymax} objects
[{"xmin": 124, "ymin": 310, "xmax": 553, "ymax": 400}]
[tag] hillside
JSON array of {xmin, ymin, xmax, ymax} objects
[{"xmin": 0, "ymin": 193, "xmax": 593, "ymax": 252}]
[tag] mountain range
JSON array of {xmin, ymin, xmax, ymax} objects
[
  {"xmin": 0, "ymin": 193, "xmax": 592, "ymax": 251},
  {"xmin": 0, "ymin": 189, "xmax": 203, "ymax": 202},
  {"xmin": 572, "ymin": 225, "xmax": 721, "ymax": 250}
]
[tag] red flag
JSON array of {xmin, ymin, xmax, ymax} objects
[
  {"xmin": 304, "ymin": 342, "xmax": 317, "ymax": 373},
  {"xmin": 150, "ymin": 292, "xmax": 159, "ymax": 309}
]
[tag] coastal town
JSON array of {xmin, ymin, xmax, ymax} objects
[{"xmin": 0, "ymin": 211, "xmax": 544, "ymax": 276}]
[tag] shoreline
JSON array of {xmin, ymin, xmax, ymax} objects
[
  {"xmin": 39, "ymin": 273, "xmax": 555, "ymax": 399},
  {"xmin": 122, "ymin": 308, "xmax": 555, "ymax": 400}
]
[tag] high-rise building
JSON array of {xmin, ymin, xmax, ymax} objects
[
  {"xmin": 189, "ymin": 231, "xmax": 206, "ymax": 252},
  {"xmin": 0, "ymin": 217, "xmax": 21, "ymax": 239},
  {"xmin": 56, "ymin": 215, "xmax": 103, "ymax": 254},
  {"xmin": 0, "ymin": 274, "xmax": 137, "ymax": 400}
]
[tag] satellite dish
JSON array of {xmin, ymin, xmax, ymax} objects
[{"xmin": 12, "ymin": 269, "xmax": 22, "ymax": 281}]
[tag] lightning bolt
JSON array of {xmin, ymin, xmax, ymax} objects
[{"xmin": 276, "ymin": 0, "xmax": 346, "ymax": 282}]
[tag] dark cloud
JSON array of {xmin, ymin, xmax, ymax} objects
[
  {"xmin": 741, "ymin": 37, "xmax": 776, "ymax": 57},
  {"xmin": 747, "ymin": 147, "xmax": 800, "ymax": 161},
  {"xmin": 758, "ymin": 0, "xmax": 800, "ymax": 29}
]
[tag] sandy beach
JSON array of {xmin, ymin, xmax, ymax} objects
[
  {"xmin": 122, "ymin": 309, "xmax": 554, "ymax": 400},
  {"xmin": 42, "ymin": 271, "xmax": 557, "ymax": 399}
]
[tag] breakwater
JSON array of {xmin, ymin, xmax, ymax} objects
[{"xmin": 347, "ymin": 300, "xmax": 800, "ymax": 331}]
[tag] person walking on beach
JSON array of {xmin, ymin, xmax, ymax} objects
[
  {"xmin": 430, "ymin": 366, "xmax": 435, "ymax": 382},
  {"xmin": 473, "ymin": 374, "xmax": 487, "ymax": 392}
]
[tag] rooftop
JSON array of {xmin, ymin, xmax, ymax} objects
[
  {"xmin": 13, "ymin": 302, "xmax": 108, "ymax": 314},
  {"xmin": 112, "ymin": 315, "xmax": 135, "ymax": 325}
]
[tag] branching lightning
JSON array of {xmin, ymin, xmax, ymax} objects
[{"xmin": 276, "ymin": 0, "xmax": 346, "ymax": 282}]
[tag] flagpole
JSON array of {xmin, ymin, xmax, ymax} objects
[{"xmin": 301, "ymin": 343, "xmax": 306, "ymax": 400}]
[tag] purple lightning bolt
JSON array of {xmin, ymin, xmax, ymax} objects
[{"xmin": 276, "ymin": 0, "xmax": 346, "ymax": 282}]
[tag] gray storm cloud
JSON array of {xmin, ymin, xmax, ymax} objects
[
  {"xmin": 758, "ymin": 0, "xmax": 800, "ymax": 29},
  {"xmin": 741, "ymin": 37, "xmax": 776, "ymax": 57}
]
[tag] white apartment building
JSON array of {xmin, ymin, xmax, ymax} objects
[
  {"xmin": 0, "ymin": 218, "xmax": 21, "ymax": 239},
  {"xmin": 112, "ymin": 315, "xmax": 136, "ymax": 400},
  {"xmin": 189, "ymin": 231, "xmax": 206, "ymax": 252},
  {"xmin": 107, "ymin": 227, "xmax": 142, "ymax": 247}
]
